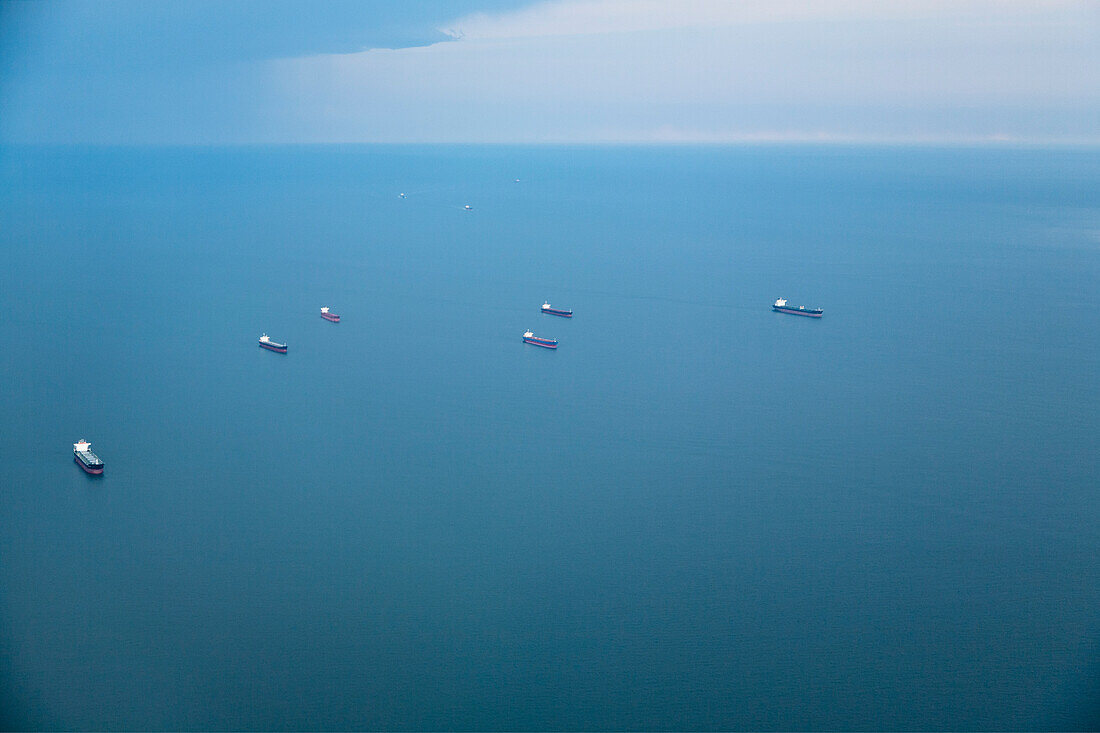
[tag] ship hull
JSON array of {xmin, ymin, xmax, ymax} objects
[
  {"xmin": 773, "ymin": 306, "xmax": 823, "ymax": 318},
  {"xmin": 321, "ymin": 313, "xmax": 340, "ymax": 323},
  {"xmin": 541, "ymin": 308, "xmax": 572, "ymax": 318},
  {"xmin": 74, "ymin": 455, "xmax": 104, "ymax": 475},
  {"xmin": 524, "ymin": 337, "xmax": 558, "ymax": 349},
  {"xmin": 259, "ymin": 342, "xmax": 288, "ymax": 353}
]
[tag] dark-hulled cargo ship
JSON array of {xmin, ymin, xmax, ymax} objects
[
  {"xmin": 73, "ymin": 440, "xmax": 104, "ymax": 475},
  {"xmin": 320, "ymin": 307, "xmax": 340, "ymax": 323},
  {"xmin": 772, "ymin": 298, "xmax": 823, "ymax": 318},
  {"xmin": 259, "ymin": 333, "xmax": 288, "ymax": 353},
  {"xmin": 523, "ymin": 330, "xmax": 558, "ymax": 349},
  {"xmin": 541, "ymin": 301, "xmax": 573, "ymax": 318}
]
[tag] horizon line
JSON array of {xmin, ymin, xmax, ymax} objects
[{"xmin": 3, "ymin": 137, "xmax": 1100, "ymax": 149}]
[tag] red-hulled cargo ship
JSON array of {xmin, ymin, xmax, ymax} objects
[{"xmin": 321, "ymin": 307, "xmax": 340, "ymax": 323}]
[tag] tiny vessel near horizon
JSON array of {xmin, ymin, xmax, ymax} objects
[
  {"xmin": 399, "ymin": 192, "xmax": 406, "ymax": 198},
  {"xmin": 320, "ymin": 307, "xmax": 340, "ymax": 323},
  {"xmin": 73, "ymin": 440, "xmax": 104, "ymax": 475},
  {"xmin": 259, "ymin": 333, "xmax": 288, "ymax": 353},
  {"xmin": 773, "ymin": 298, "xmax": 823, "ymax": 317},
  {"xmin": 464, "ymin": 204, "xmax": 473, "ymax": 210},
  {"xmin": 541, "ymin": 301, "xmax": 573, "ymax": 318},
  {"xmin": 523, "ymin": 330, "xmax": 557, "ymax": 349}
]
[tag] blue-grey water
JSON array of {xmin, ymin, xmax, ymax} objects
[{"xmin": 1, "ymin": 145, "xmax": 1098, "ymax": 731}]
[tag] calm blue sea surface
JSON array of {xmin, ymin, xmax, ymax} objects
[{"xmin": 1, "ymin": 145, "xmax": 1098, "ymax": 730}]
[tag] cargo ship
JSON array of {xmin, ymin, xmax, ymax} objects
[
  {"xmin": 259, "ymin": 333, "xmax": 288, "ymax": 353},
  {"xmin": 541, "ymin": 301, "xmax": 573, "ymax": 318},
  {"xmin": 772, "ymin": 298, "xmax": 823, "ymax": 318},
  {"xmin": 523, "ymin": 330, "xmax": 558, "ymax": 349},
  {"xmin": 320, "ymin": 307, "xmax": 340, "ymax": 323},
  {"xmin": 73, "ymin": 440, "xmax": 104, "ymax": 475}
]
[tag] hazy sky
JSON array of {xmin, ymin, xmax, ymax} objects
[{"xmin": 2, "ymin": 0, "xmax": 1098, "ymax": 143}]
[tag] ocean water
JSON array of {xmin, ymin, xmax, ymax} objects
[{"xmin": 1, "ymin": 144, "xmax": 1098, "ymax": 731}]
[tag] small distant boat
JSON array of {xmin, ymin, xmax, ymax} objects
[
  {"xmin": 540, "ymin": 301, "xmax": 573, "ymax": 318},
  {"xmin": 523, "ymin": 330, "xmax": 557, "ymax": 349},
  {"xmin": 772, "ymin": 298, "xmax": 823, "ymax": 318},
  {"xmin": 464, "ymin": 204, "xmax": 473, "ymax": 210},
  {"xmin": 398, "ymin": 193, "xmax": 406, "ymax": 198},
  {"xmin": 320, "ymin": 307, "xmax": 340, "ymax": 323},
  {"xmin": 259, "ymin": 333, "xmax": 288, "ymax": 353},
  {"xmin": 73, "ymin": 439, "xmax": 104, "ymax": 475}
]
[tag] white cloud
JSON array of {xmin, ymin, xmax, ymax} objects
[
  {"xmin": 269, "ymin": 0, "xmax": 1100, "ymax": 143},
  {"xmin": 438, "ymin": 0, "xmax": 1089, "ymax": 40}
]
